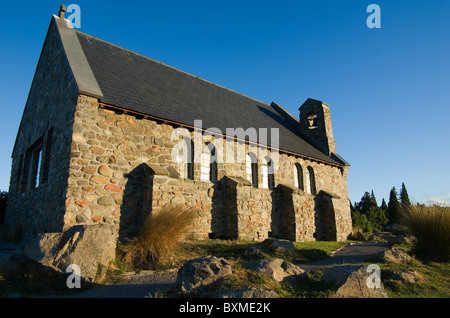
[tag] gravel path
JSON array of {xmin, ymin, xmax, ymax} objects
[
  {"xmin": 298, "ymin": 242, "xmax": 389, "ymax": 272},
  {"xmin": 67, "ymin": 269, "xmax": 179, "ymax": 298}
]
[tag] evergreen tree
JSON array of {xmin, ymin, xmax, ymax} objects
[
  {"xmin": 371, "ymin": 190, "xmax": 378, "ymax": 206},
  {"xmin": 400, "ymin": 182, "xmax": 412, "ymax": 212},
  {"xmin": 366, "ymin": 206, "xmax": 388, "ymax": 232},
  {"xmin": 380, "ymin": 198, "xmax": 388, "ymax": 212},
  {"xmin": 356, "ymin": 191, "xmax": 377, "ymax": 214},
  {"xmin": 352, "ymin": 191, "xmax": 388, "ymax": 233},
  {"xmin": 387, "ymin": 187, "xmax": 401, "ymax": 225}
]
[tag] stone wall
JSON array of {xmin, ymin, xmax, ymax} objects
[
  {"xmin": 57, "ymin": 93, "xmax": 352, "ymax": 242},
  {"xmin": 6, "ymin": 19, "xmax": 79, "ymax": 234},
  {"xmin": 217, "ymin": 176, "xmax": 272, "ymax": 241},
  {"xmin": 271, "ymin": 185, "xmax": 316, "ymax": 242}
]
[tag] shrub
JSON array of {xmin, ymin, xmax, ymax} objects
[
  {"xmin": 400, "ymin": 205, "xmax": 450, "ymax": 262},
  {"xmin": 120, "ymin": 205, "xmax": 196, "ymax": 269}
]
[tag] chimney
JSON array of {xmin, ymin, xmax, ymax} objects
[{"xmin": 58, "ymin": 4, "xmax": 66, "ymax": 19}]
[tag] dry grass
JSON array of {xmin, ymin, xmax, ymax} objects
[
  {"xmin": 120, "ymin": 205, "xmax": 196, "ymax": 269},
  {"xmin": 400, "ymin": 205, "xmax": 450, "ymax": 262}
]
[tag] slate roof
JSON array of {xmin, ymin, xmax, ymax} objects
[{"xmin": 56, "ymin": 16, "xmax": 343, "ymax": 166}]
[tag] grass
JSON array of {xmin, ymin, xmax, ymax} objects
[
  {"xmin": 400, "ymin": 205, "xmax": 450, "ymax": 262},
  {"xmin": 176, "ymin": 239, "xmax": 349, "ymax": 266},
  {"xmin": 118, "ymin": 205, "xmax": 196, "ymax": 270},
  {"xmin": 380, "ymin": 259, "xmax": 450, "ymax": 298}
]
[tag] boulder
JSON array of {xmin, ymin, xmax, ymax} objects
[
  {"xmin": 354, "ymin": 231, "xmax": 366, "ymax": 242},
  {"xmin": 175, "ymin": 256, "xmax": 233, "ymax": 293},
  {"xmin": 372, "ymin": 246, "xmax": 412, "ymax": 264},
  {"xmin": 386, "ymin": 235, "xmax": 416, "ymax": 246},
  {"xmin": 243, "ymin": 258, "xmax": 305, "ymax": 282},
  {"xmin": 368, "ymin": 233, "xmax": 388, "ymax": 242},
  {"xmin": 244, "ymin": 247, "xmax": 265, "ymax": 258},
  {"xmin": 262, "ymin": 238, "xmax": 296, "ymax": 255},
  {"xmin": 215, "ymin": 287, "xmax": 279, "ymax": 298},
  {"xmin": 323, "ymin": 265, "xmax": 388, "ymax": 298},
  {"xmin": 387, "ymin": 269, "xmax": 424, "ymax": 284},
  {"xmin": 22, "ymin": 224, "xmax": 118, "ymax": 282}
]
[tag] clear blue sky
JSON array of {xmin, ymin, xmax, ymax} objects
[{"xmin": 0, "ymin": 0, "xmax": 449, "ymax": 206}]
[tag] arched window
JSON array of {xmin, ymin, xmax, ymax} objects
[
  {"xmin": 306, "ymin": 166, "xmax": 316, "ymax": 195},
  {"xmin": 246, "ymin": 152, "xmax": 258, "ymax": 188},
  {"xmin": 177, "ymin": 137, "xmax": 194, "ymax": 180},
  {"xmin": 201, "ymin": 143, "xmax": 217, "ymax": 182},
  {"xmin": 294, "ymin": 163, "xmax": 304, "ymax": 190},
  {"xmin": 262, "ymin": 156, "xmax": 275, "ymax": 190}
]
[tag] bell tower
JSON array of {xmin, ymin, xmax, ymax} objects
[{"xmin": 299, "ymin": 98, "xmax": 336, "ymax": 156}]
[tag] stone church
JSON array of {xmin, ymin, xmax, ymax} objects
[{"xmin": 6, "ymin": 10, "xmax": 352, "ymax": 243}]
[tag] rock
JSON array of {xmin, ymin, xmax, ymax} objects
[
  {"xmin": 97, "ymin": 196, "xmax": 115, "ymax": 206},
  {"xmin": 262, "ymin": 238, "xmax": 296, "ymax": 255},
  {"xmin": 323, "ymin": 265, "xmax": 388, "ymax": 298},
  {"xmin": 368, "ymin": 233, "xmax": 388, "ymax": 242},
  {"xmin": 22, "ymin": 224, "xmax": 118, "ymax": 282},
  {"xmin": 354, "ymin": 231, "xmax": 366, "ymax": 242},
  {"xmin": 372, "ymin": 247, "xmax": 412, "ymax": 264},
  {"xmin": 22, "ymin": 232, "xmax": 64, "ymax": 267},
  {"xmin": 386, "ymin": 234, "xmax": 416, "ymax": 246},
  {"xmin": 175, "ymin": 256, "xmax": 233, "ymax": 293},
  {"xmin": 387, "ymin": 270, "xmax": 424, "ymax": 284},
  {"xmin": 166, "ymin": 166, "xmax": 180, "ymax": 179},
  {"xmin": 98, "ymin": 165, "xmax": 113, "ymax": 177},
  {"xmin": 215, "ymin": 287, "xmax": 279, "ymax": 298},
  {"xmin": 243, "ymin": 258, "xmax": 305, "ymax": 282},
  {"xmin": 244, "ymin": 247, "xmax": 265, "ymax": 258},
  {"xmin": 90, "ymin": 175, "xmax": 109, "ymax": 184}
]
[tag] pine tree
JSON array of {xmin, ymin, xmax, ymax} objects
[
  {"xmin": 356, "ymin": 191, "xmax": 377, "ymax": 214},
  {"xmin": 371, "ymin": 190, "xmax": 378, "ymax": 206},
  {"xmin": 380, "ymin": 198, "xmax": 388, "ymax": 212},
  {"xmin": 387, "ymin": 187, "xmax": 401, "ymax": 225},
  {"xmin": 353, "ymin": 191, "xmax": 388, "ymax": 233},
  {"xmin": 400, "ymin": 182, "xmax": 412, "ymax": 212}
]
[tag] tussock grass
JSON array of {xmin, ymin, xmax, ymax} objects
[
  {"xmin": 120, "ymin": 205, "xmax": 196, "ymax": 269},
  {"xmin": 400, "ymin": 205, "xmax": 450, "ymax": 262}
]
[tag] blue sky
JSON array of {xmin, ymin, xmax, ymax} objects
[{"xmin": 0, "ymin": 0, "xmax": 449, "ymax": 205}]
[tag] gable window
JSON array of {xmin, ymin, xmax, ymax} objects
[
  {"xmin": 246, "ymin": 152, "xmax": 258, "ymax": 188},
  {"xmin": 294, "ymin": 163, "xmax": 304, "ymax": 190},
  {"xmin": 177, "ymin": 137, "xmax": 194, "ymax": 180},
  {"xmin": 201, "ymin": 143, "xmax": 217, "ymax": 182}
]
